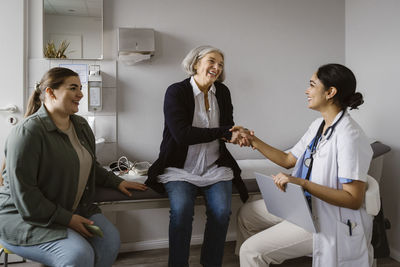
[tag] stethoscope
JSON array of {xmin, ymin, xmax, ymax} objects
[{"xmin": 304, "ymin": 110, "xmax": 346, "ymax": 179}]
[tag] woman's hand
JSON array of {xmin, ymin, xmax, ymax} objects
[
  {"xmin": 273, "ymin": 172, "xmax": 305, "ymax": 192},
  {"xmin": 68, "ymin": 214, "xmax": 94, "ymax": 238},
  {"xmin": 272, "ymin": 173, "xmax": 290, "ymax": 192},
  {"xmin": 229, "ymin": 126, "xmax": 255, "ymax": 147},
  {"xmin": 118, "ymin": 180, "xmax": 147, "ymax": 197},
  {"xmin": 272, "ymin": 172, "xmax": 301, "ymax": 192},
  {"xmin": 229, "ymin": 129, "xmax": 243, "ymax": 144}
]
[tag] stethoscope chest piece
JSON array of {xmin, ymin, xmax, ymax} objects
[{"xmin": 304, "ymin": 157, "xmax": 312, "ymax": 168}]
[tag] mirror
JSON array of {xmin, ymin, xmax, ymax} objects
[{"xmin": 43, "ymin": 0, "xmax": 103, "ymax": 59}]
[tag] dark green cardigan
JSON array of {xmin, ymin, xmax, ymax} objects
[{"xmin": 0, "ymin": 105, "xmax": 123, "ymax": 245}]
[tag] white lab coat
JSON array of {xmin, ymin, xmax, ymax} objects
[{"xmin": 291, "ymin": 111, "xmax": 373, "ymax": 267}]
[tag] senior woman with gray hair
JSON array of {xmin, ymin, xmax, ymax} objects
[{"xmin": 146, "ymin": 45, "xmax": 248, "ymax": 267}]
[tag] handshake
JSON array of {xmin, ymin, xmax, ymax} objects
[{"xmin": 228, "ymin": 126, "xmax": 256, "ymax": 148}]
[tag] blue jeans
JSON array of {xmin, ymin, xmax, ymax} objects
[
  {"xmin": 164, "ymin": 180, "xmax": 232, "ymax": 267},
  {"xmin": 0, "ymin": 213, "xmax": 120, "ymax": 267}
]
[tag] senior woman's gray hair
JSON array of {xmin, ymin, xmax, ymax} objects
[{"xmin": 181, "ymin": 45, "xmax": 225, "ymax": 82}]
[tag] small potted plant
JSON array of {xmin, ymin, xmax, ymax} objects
[{"xmin": 44, "ymin": 40, "xmax": 70, "ymax": 58}]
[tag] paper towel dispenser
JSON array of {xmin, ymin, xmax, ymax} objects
[{"xmin": 118, "ymin": 28, "xmax": 155, "ymax": 65}]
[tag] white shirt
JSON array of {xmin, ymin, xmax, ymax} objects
[
  {"xmin": 158, "ymin": 77, "xmax": 234, "ymax": 186},
  {"xmin": 291, "ymin": 111, "xmax": 374, "ymax": 267}
]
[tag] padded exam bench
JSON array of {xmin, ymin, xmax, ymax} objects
[{"xmin": 94, "ymin": 141, "xmax": 390, "ymax": 212}]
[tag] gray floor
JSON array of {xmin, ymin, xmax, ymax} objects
[
  {"xmin": 113, "ymin": 242, "xmax": 400, "ymax": 267},
  {"xmin": 4, "ymin": 242, "xmax": 400, "ymax": 266}
]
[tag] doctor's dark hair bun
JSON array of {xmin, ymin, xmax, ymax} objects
[
  {"xmin": 316, "ymin": 63, "xmax": 364, "ymax": 110},
  {"xmin": 347, "ymin": 92, "xmax": 364, "ymax": 110}
]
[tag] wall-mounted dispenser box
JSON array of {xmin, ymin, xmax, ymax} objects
[
  {"xmin": 118, "ymin": 28, "xmax": 155, "ymax": 65},
  {"xmin": 88, "ymin": 65, "xmax": 102, "ymax": 111}
]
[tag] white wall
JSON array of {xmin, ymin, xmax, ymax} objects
[
  {"xmin": 0, "ymin": 1, "xmax": 26, "ymax": 262},
  {"xmin": 99, "ymin": 0, "xmax": 346, "ymax": 249},
  {"xmin": 0, "ymin": 0, "xmax": 26, "ymax": 161},
  {"xmin": 345, "ymin": 0, "xmax": 400, "ymax": 261},
  {"xmin": 104, "ymin": 0, "xmax": 345, "ymax": 162}
]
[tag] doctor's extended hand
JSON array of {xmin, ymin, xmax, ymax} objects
[
  {"xmin": 229, "ymin": 126, "xmax": 255, "ymax": 147},
  {"xmin": 118, "ymin": 180, "xmax": 148, "ymax": 197}
]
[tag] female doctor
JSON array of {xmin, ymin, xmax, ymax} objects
[{"xmin": 233, "ymin": 63, "xmax": 373, "ymax": 267}]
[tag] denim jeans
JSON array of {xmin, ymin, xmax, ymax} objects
[
  {"xmin": 164, "ymin": 180, "xmax": 232, "ymax": 267},
  {"xmin": 0, "ymin": 213, "xmax": 120, "ymax": 267}
]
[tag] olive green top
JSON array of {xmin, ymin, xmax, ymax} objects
[{"xmin": 0, "ymin": 105, "xmax": 124, "ymax": 246}]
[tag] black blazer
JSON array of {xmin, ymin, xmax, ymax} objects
[{"xmin": 146, "ymin": 78, "xmax": 249, "ymax": 202}]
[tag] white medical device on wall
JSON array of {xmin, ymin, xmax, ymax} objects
[
  {"xmin": 88, "ymin": 65, "xmax": 102, "ymax": 111},
  {"xmin": 118, "ymin": 28, "xmax": 155, "ymax": 65}
]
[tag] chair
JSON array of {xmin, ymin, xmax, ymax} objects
[
  {"xmin": 0, "ymin": 244, "xmax": 12, "ymax": 267},
  {"xmin": 0, "ymin": 243, "xmax": 27, "ymax": 267},
  {"xmin": 365, "ymin": 175, "xmax": 391, "ymax": 267},
  {"xmin": 369, "ymin": 174, "xmax": 391, "ymax": 259},
  {"xmin": 0, "ymin": 163, "xmax": 11, "ymax": 267},
  {"xmin": 365, "ymin": 175, "xmax": 380, "ymax": 216}
]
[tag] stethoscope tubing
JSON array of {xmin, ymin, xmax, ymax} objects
[
  {"xmin": 310, "ymin": 110, "xmax": 346, "ymax": 153},
  {"xmin": 304, "ymin": 110, "xmax": 346, "ymax": 171}
]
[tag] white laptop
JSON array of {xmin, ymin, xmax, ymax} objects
[{"xmin": 255, "ymin": 172, "xmax": 317, "ymax": 233}]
